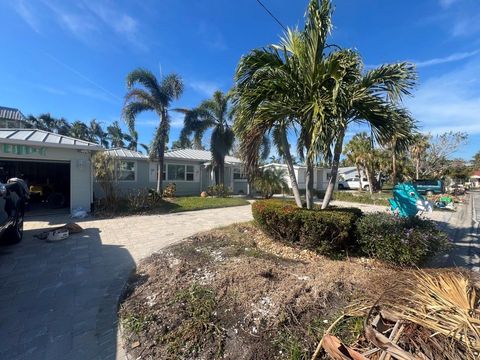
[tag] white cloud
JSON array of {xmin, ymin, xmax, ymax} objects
[
  {"xmin": 198, "ymin": 22, "xmax": 227, "ymax": 51},
  {"xmin": 439, "ymin": 0, "xmax": 458, "ymax": 8},
  {"xmin": 407, "ymin": 55, "xmax": 480, "ymax": 135},
  {"xmin": 70, "ymin": 86, "xmax": 120, "ymax": 104},
  {"xmin": 415, "ymin": 49, "xmax": 480, "ymax": 67},
  {"xmin": 11, "ymin": 0, "xmax": 42, "ymax": 33},
  {"xmin": 189, "ymin": 80, "xmax": 220, "ymax": 97}
]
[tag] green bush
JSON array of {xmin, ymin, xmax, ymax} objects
[
  {"xmin": 252, "ymin": 200, "xmax": 362, "ymax": 255},
  {"xmin": 355, "ymin": 212, "xmax": 451, "ymax": 266},
  {"xmin": 207, "ymin": 184, "xmax": 231, "ymax": 197}
]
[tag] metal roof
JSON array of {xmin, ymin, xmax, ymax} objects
[
  {"xmin": 164, "ymin": 149, "xmax": 242, "ymax": 164},
  {"xmin": 0, "ymin": 129, "xmax": 102, "ymax": 150},
  {"xmin": 0, "ymin": 106, "xmax": 26, "ymax": 121},
  {"xmin": 104, "ymin": 148, "xmax": 149, "ymax": 160}
]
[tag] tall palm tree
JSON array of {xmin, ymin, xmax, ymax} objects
[
  {"xmin": 178, "ymin": 91, "xmax": 235, "ymax": 185},
  {"xmin": 320, "ymin": 52, "xmax": 417, "ymax": 208},
  {"xmin": 409, "ymin": 133, "xmax": 430, "ymax": 180},
  {"xmin": 107, "ymin": 121, "xmax": 126, "ymax": 148},
  {"xmin": 344, "ymin": 133, "xmax": 370, "ymax": 191},
  {"xmin": 55, "ymin": 118, "xmax": 72, "ymax": 136},
  {"xmin": 123, "ymin": 68, "xmax": 183, "ymax": 194},
  {"xmin": 233, "ymin": 0, "xmax": 338, "ymax": 209}
]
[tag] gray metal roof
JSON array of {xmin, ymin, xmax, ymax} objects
[
  {"xmin": 0, "ymin": 129, "xmax": 102, "ymax": 150},
  {"xmin": 104, "ymin": 148, "xmax": 149, "ymax": 160},
  {"xmin": 0, "ymin": 106, "xmax": 26, "ymax": 121},
  {"xmin": 164, "ymin": 149, "xmax": 242, "ymax": 164}
]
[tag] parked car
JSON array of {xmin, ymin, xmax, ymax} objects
[
  {"xmin": 338, "ymin": 177, "xmax": 369, "ymax": 190},
  {"xmin": 413, "ymin": 179, "xmax": 445, "ymax": 196},
  {"xmin": 448, "ymin": 183, "xmax": 466, "ymax": 195},
  {"xmin": 0, "ymin": 179, "xmax": 28, "ymax": 244}
]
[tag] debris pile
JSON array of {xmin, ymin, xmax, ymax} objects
[
  {"xmin": 318, "ymin": 271, "xmax": 479, "ymax": 360},
  {"xmin": 34, "ymin": 223, "xmax": 83, "ymax": 242}
]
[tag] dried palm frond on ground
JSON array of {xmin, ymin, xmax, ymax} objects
[{"xmin": 319, "ymin": 270, "xmax": 480, "ymax": 360}]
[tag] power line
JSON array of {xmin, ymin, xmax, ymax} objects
[{"xmin": 255, "ymin": 0, "xmax": 287, "ymax": 32}]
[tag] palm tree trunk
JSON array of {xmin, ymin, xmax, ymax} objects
[
  {"xmin": 392, "ymin": 151, "xmax": 397, "ymax": 185},
  {"xmin": 279, "ymin": 128, "xmax": 302, "ymax": 207},
  {"xmin": 415, "ymin": 157, "xmax": 420, "ymax": 180},
  {"xmin": 305, "ymin": 158, "xmax": 314, "ymax": 209},
  {"xmin": 365, "ymin": 167, "xmax": 374, "ymax": 194},
  {"xmin": 322, "ymin": 128, "xmax": 346, "ymax": 209},
  {"xmin": 157, "ymin": 112, "xmax": 168, "ymax": 195},
  {"xmin": 219, "ymin": 162, "xmax": 225, "ymax": 186},
  {"xmin": 356, "ymin": 163, "xmax": 363, "ymax": 192}
]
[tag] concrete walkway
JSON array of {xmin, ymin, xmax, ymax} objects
[{"xmin": 0, "ymin": 205, "xmax": 253, "ymax": 360}]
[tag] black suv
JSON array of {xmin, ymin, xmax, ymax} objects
[{"xmin": 0, "ymin": 180, "xmax": 28, "ymax": 244}]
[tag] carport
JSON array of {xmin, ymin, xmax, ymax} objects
[{"xmin": 0, "ymin": 129, "xmax": 102, "ymax": 214}]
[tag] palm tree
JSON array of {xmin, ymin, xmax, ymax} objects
[
  {"xmin": 344, "ymin": 133, "xmax": 369, "ymax": 191},
  {"xmin": 409, "ymin": 133, "xmax": 430, "ymax": 179},
  {"xmin": 89, "ymin": 119, "xmax": 109, "ymax": 147},
  {"xmin": 320, "ymin": 53, "xmax": 417, "ymax": 208},
  {"xmin": 233, "ymin": 0, "xmax": 338, "ymax": 209},
  {"xmin": 107, "ymin": 121, "xmax": 126, "ymax": 148},
  {"xmin": 178, "ymin": 91, "xmax": 235, "ymax": 185},
  {"xmin": 123, "ymin": 68, "xmax": 183, "ymax": 194},
  {"xmin": 55, "ymin": 118, "xmax": 72, "ymax": 136},
  {"xmin": 254, "ymin": 167, "xmax": 288, "ymax": 199},
  {"xmin": 69, "ymin": 120, "xmax": 91, "ymax": 141}
]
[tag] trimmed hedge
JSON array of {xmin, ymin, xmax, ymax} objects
[
  {"xmin": 252, "ymin": 200, "xmax": 362, "ymax": 255},
  {"xmin": 356, "ymin": 212, "xmax": 451, "ymax": 266}
]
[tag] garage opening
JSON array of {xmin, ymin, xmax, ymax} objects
[{"xmin": 0, "ymin": 159, "xmax": 70, "ymax": 215}]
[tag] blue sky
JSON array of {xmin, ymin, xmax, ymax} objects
[{"xmin": 1, "ymin": 0, "xmax": 479, "ymax": 160}]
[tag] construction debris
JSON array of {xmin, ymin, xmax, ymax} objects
[
  {"xmin": 34, "ymin": 223, "xmax": 83, "ymax": 241},
  {"xmin": 318, "ymin": 270, "xmax": 480, "ymax": 360}
]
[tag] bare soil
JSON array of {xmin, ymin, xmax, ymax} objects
[{"xmin": 119, "ymin": 222, "xmax": 397, "ymax": 359}]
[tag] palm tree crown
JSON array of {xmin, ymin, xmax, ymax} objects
[{"xmin": 178, "ymin": 90, "xmax": 235, "ymax": 185}]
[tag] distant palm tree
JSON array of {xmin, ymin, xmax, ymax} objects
[
  {"xmin": 69, "ymin": 121, "xmax": 91, "ymax": 141},
  {"xmin": 107, "ymin": 121, "xmax": 126, "ymax": 148},
  {"xmin": 254, "ymin": 167, "xmax": 288, "ymax": 199},
  {"xmin": 410, "ymin": 133, "xmax": 430, "ymax": 180},
  {"xmin": 123, "ymin": 68, "xmax": 184, "ymax": 194},
  {"xmin": 178, "ymin": 91, "xmax": 234, "ymax": 185},
  {"xmin": 55, "ymin": 118, "xmax": 72, "ymax": 136},
  {"xmin": 89, "ymin": 119, "xmax": 109, "ymax": 147}
]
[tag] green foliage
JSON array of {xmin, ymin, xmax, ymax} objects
[
  {"xmin": 356, "ymin": 212, "xmax": 451, "ymax": 266},
  {"xmin": 163, "ymin": 284, "xmax": 222, "ymax": 356},
  {"xmin": 252, "ymin": 200, "xmax": 362, "ymax": 256},
  {"xmin": 207, "ymin": 184, "xmax": 231, "ymax": 197},
  {"xmin": 122, "ymin": 313, "xmax": 155, "ymax": 334},
  {"xmin": 254, "ymin": 168, "xmax": 288, "ymax": 198}
]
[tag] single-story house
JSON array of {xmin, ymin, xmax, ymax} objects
[
  {"xmin": 0, "ymin": 106, "xmax": 27, "ymax": 129},
  {"xmin": 262, "ymin": 163, "xmax": 332, "ymax": 192},
  {"xmin": 93, "ymin": 148, "xmax": 250, "ymax": 198},
  {"xmin": 0, "ymin": 128, "xmax": 102, "ymax": 213}
]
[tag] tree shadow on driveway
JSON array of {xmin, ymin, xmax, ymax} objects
[{"xmin": 0, "ymin": 226, "xmax": 135, "ymax": 360}]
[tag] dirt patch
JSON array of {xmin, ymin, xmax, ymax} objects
[{"xmin": 119, "ymin": 222, "xmax": 397, "ymax": 359}]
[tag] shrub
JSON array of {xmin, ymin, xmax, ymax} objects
[
  {"xmin": 162, "ymin": 183, "xmax": 176, "ymax": 198},
  {"xmin": 207, "ymin": 184, "xmax": 231, "ymax": 197},
  {"xmin": 252, "ymin": 200, "xmax": 362, "ymax": 255},
  {"xmin": 254, "ymin": 168, "xmax": 288, "ymax": 198},
  {"xmin": 355, "ymin": 212, "xmax": 451, "ymax": 266},
  {"xmin": 332, "ymin": 191, "xmax": 390, "ymax": 206}
]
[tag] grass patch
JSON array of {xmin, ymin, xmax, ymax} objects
[
  {"xmin": 167, "ymin": 196, "xmax": 249, "ymax": 212},
  {"xmin": 333, "ymin": 191, "xmax": 390, "ymax": 206}
]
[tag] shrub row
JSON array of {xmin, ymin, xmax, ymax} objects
[
  {"xmin": 252, "ymin": 200, "xmax": 362, "ymax": 255},
  {"xmin": 356, "ymin": 212, "xmax": 450, "ymax": 266},
  {"xmin": 332, "ymin": 191, "xmax": 390, "ymax": 206},
  {"xmin": 252, "ymin": 200, "xmax": 450, "ymax": 265}
]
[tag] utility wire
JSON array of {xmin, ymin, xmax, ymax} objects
[{"xmin": 255, "ymin": 0, "xmax": 287, "ymax": 32}]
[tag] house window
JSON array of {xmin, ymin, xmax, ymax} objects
[
  {"xmin": 186, "ymin": 165, "xmax": 194, "ymax": 181},
  {"xmin": 168, "ymin": 164, "xmax": 185, "ymax": 181},
  {"xmin": 233, "ymin": 167, "xmax": 247, "ymax": 180},
  {"xmin": 117, "ymin": 161, "xmax": 136, "ymax": 181}
]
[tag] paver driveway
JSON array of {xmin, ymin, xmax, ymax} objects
[{"xmin": 0, "ymin": 205, "xmax": 253, "ymax": 360}]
